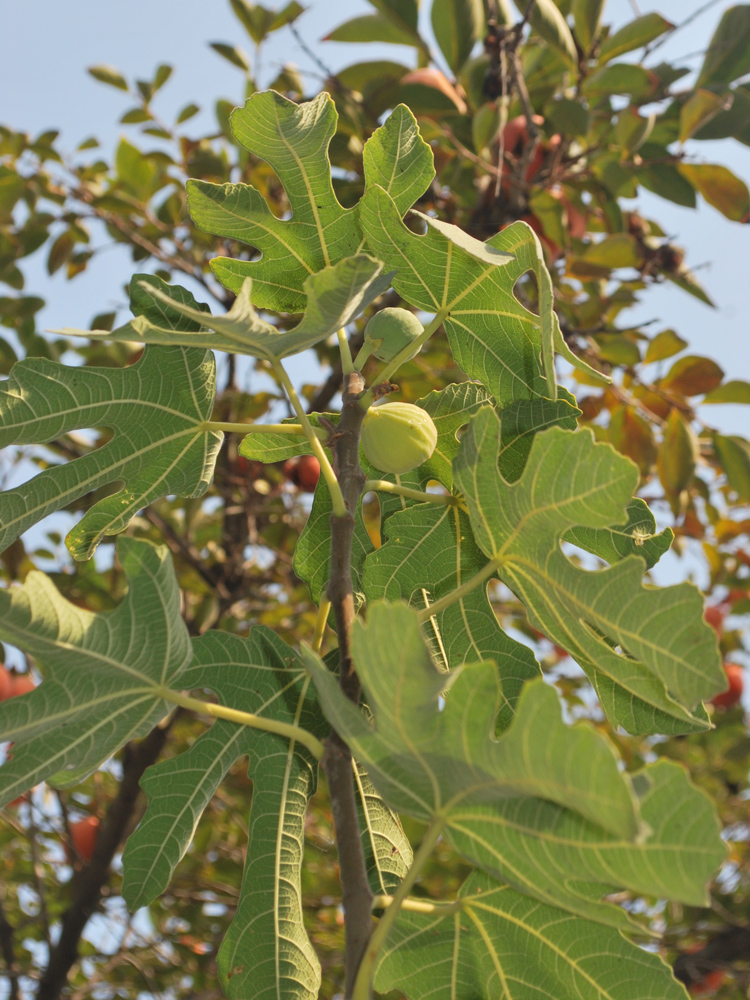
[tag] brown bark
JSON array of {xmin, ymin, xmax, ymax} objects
[
  {"xmin": 322, "ymin": 369, "xmax": 373, "ymax": 998},
  {"xmin": 36, "ymin": 722, "xmax": 172, "ymax": 1000}
]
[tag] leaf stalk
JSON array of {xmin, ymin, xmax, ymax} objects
[
  {"xmin": 352, "ymin": 816, "xmax": 447, "ymax": 1000},
  {"xmin": 201, "ymin": 420, "xmax": 326, "ymax": 439},
  {"xmin": 313, "ymin": 596, "xmax": 332, "ymax": 653},
  {"xmin": 272, "ymin": 359, "xmax": 347, "ymax": 517},
  {"xmin": 372, "ymin": 895, "xmax": 461, "ymax": 915},
  {"xmin": 158, "ymin": 687, "xmax": 325, "ymax": 760},
  {"xmin": 364, "ymin": 480, "xmax": 461, "ymax": 507},
  {"xmin": 416, "ymin": 559, "xmax": 501, "ymax": 623},
  {"xmin": 337, "ymin": 328, "xmax": 355, "ymax": 376}
]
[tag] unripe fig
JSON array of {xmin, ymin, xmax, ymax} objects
[
  {"xmin": 361, "ymin": 402, "xmax": 438, "ymax": 475},
  {"xmin": 364, "ymin": 308, "xmax": 423, "ymax": 363}
]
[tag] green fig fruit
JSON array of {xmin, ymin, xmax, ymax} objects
[
  {"xmin": 361, "ymin": 402, "xmax": 438, "ymax": 475},
  {"xmin": 363, "ymin": 308, "xmax": 424, "ymax": 363}
]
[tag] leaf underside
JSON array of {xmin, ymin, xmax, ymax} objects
[
  {"xmin": 0, "ymin": 278, "xmax": 221, "ymax": 560},
  {"xmin": 187, "ymin": 92, "xmax": 434, "ymax": 312},
  {"xmin": 375, "ymin": 871, "xmax": 692, "ymax": 1000},
  {"xmin": 304, "ymin": 601, "xmax": 724, "ymax": 932},
  {"xmin": 454, "ymin": 410, "xmax": 725, "ymax": 734},
  {"xmin": 0, "ymin": 538, "xmax": 191, "ymax": 803}
]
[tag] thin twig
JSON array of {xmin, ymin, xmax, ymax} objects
[
  {"xmin": 290, "ymin": 22, "xmax": 342, "ymax": 89},
  {"xmin": 0, "ymin": 898, "xmax": 20, "ymax": 1000},
  {"xmin": 441, "ymin": 126, "xmax": 502, "ymax": 178},
  {"xmin": 648, "ymin": 0, "xmax": 723, "ymax": 56},
  {"xmin": 26, "ymin": 805, "xmax": 52, "ymax": 946},
  {"xmin": 508, "ymin": 48, "xmax": 541, "ymax": 211},
  {"xmin": 36, "ymin": 720, "xmax": 174, "ymax": 999},
  {"xmin": 518, "ymin": 0, "xmax": 538, "ymax": 33},
  {"xmin": 142, "ymin": 507, "xmax": 231, "ymax": 600}
]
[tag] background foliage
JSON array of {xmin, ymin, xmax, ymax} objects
[{"xmin": 1, "ymin": 0, "xmax": 750, "ymax": 996}]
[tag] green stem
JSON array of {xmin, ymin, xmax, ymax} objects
[
  {"xmin": 364, "ymin": 480, "xmax": 459, "ymax": 507},
  {"xmin": 272, "ymin": 359, "xmax": 347, "ymax": 517},
  {"xmin": 337, "ymin": 328, "xmax": 355, "ymax": 376},
  {"xmin": 201, "ymin": 420, "xmax": 326, "ymax": 439},
  {"xmin": 313, "ymin": 596, "xmax": 332, "ymax": 654},
  {"xmin": 352, "ymin": 816, "xmax": 446, "ymax": 1000},
  {"xmin": 416, "ymin": 559, "xmax": 500, "ymax": 623},
  {"xmin": 158, "ymin": 687, "xmax": 325, "ymax": 760},
  {"xmin": 352, "ymin": 340, "xmax": 375, "ymax": 370},
  {"xmin": 372, "ymin": 895, "xmax": 461, "ymax": 916},
  {"xmin": 360, "ymin": 309, "xmax": 449, "ymax": 410}
]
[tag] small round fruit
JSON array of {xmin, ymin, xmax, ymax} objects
[
  {"xmin": 361, "ymin": 402, "xmax": 438, "ymax": 476},
  {"xmin": 688, "ymin": 969, "xmax": 725, "ymax": 995},
  {"xmin": 364, "ymin": 308, "xmax": 423, "ymax": 363},
  {"xmin": 711, "ymin": 663, "xmax": 744, "ymax": 709},
  {"xmin": 9, "ymin": 675, "xmax": 35, "ymax": 698},
  {"xmin": 0, "ymin": 666, "xmax": 12, "ymax": 701},
  {"xmin": 69, "ymin": 816, "xmax": 100, "ymax": 862},
  {"xmin": 296, "ymin": 455, "xmax": 320, "ymax": 493},
  {"xmin": 703, "ymin": 605, "xmax": 724, "ymax": 636}
]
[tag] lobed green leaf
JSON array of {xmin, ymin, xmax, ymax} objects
[
  {"xmin": 454, "ymin": 410, "xmax": 725, "ymax": 733},
  {"xmin": 0, "ymin": 538, "xmax": 190, "ymax": 804}
]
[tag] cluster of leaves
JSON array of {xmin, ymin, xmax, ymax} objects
[{"xmin": 0, "ymin": 1, "xmax": 749, "ymax": 998}]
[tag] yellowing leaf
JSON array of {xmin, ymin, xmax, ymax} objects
[
  {"xmin": 661, "ymin": 354, "xmax": 724, "ymax": 396},
  {"xmin": 704, "ymin": 379, "xmax": 750, "ymax": 404},
  {"xmin": 679, "ymin": 162, "xmax": 750, "ymax": 222},
  {"xmin": 644, "ymin": 328, "xmax": 687, "ymax": 363},
  {"xmin": 598, "ymin": 12, "xmax": 673, "ymax": 63},
  {"xmin": 680, "ymin": 89, "xmax": 733, "ymax": 143},
  {"xmin": 609, "ymin": 405, "xmax": 657, "ymax": 475},
  {"xmin": 658, "ymin": 408, "xmax": 698, "ymax": 497}
]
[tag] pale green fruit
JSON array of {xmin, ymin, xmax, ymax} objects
[
  {"xmin": 361, "ymin": 402, "xmax": 438, "ymax": 475},
  {"xmin": 364, "ymin": 308, "xmax": 424, "ymax": 363}
]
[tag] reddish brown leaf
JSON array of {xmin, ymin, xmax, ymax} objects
[
  {"xmin": 661, "ymin": 355, "xmax": 724, "ymax": 397},
  {"xmin": 609, "ymin": 405, "xmax": 657, "ymax": 476}
]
